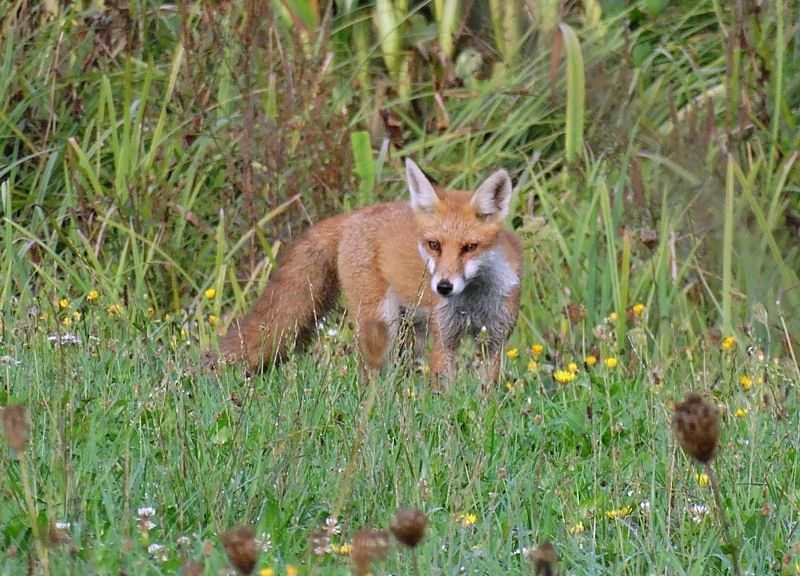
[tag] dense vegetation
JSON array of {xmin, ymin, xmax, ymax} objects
[{"xmin": 1, "ymin": 1, "xmax": 799, "ymax": 574}]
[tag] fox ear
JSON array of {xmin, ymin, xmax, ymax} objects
[
  {"xmin": 471, "ymin": 169, "xmax": 513, "ymax": 221},
  {"xmin": 406, "ymin": 159, "xmax": 440, "ymax": 213}
]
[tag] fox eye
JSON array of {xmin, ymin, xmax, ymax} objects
[
  {"xmin": 427, "ymin": 240, "xmax": 441, "ymax": 252},
  {"xmin": 461, "ymin": 243, "xmax": 479, "ymax": 254}
]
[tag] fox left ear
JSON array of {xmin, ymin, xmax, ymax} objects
[{"xmin": 471, "ymin": 169, "xmax": 513, "ymax": 221}]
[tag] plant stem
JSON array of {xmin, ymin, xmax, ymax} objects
[{"xmin": 705, "ymin": 462, "xmax": 742, "ymax": 576}]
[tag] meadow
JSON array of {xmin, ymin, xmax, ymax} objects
[{"xmin": 1, "ymin": 0, "xmax": 800, "ymax": 574}]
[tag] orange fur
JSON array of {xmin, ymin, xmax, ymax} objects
[{"xmin": 209, "ymin": 160, "xmax": 523, "ymax": 386}]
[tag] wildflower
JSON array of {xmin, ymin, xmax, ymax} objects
[
  {"xmin": 639, "ymin": 500, "xmax": 651, "ymax": 514},
  {"xmin": 568, "ymin": 362, "xmax": 578, "ymax": 374},
  {"xmin": 734, "ymin": 408, "xmax": 748, "ymax": 418},
  {"xmin": 456, "ymin": 512, "xmax": 477, "ymax": 527},
  {"xmin": 106, "ymin": 303, "xmax": 123, "ymax": 317},
  {"xmin": 739, "ymin": 374, "xmax": 752, "ymax": 391},
  {"xmin": 260, "ymin": 569, "xmax": 275, "ymax": 576},
  {"xmin": 507, "ymin": 347, "xmax": 519, "ymax": 359},
  {"xmin": 209, "ymin": 314, "xmax": 219, "ymax": 327},
  {"xmin": 524, "ymin": 541, "xmax": 558, "ymax": 575},
  {"xmin": 47, "ymin": 333, "xmax": 81, "ymax": 345},
  {"xmin": 696, "ymin": 473, "xmax": 710, "ymax": 487},
  {"xmin": 390, "ymin": 508, "xmax": 427, "ymax": 548},
  {"xmin": 721, "ymin": 336, "xmax": 736, "ymax": 351},
  {"xmin": 324, "ymin": 517, "xmax": 341, "ymax": 535},
  {"xmin": 585, "ymin": 355, "xmax": 597, "ymax": 367},
  {"xmin": 553, "ymin": 370, "xmax": 576, "ymax": 385},
  {"xmin": 671, "ymin": 392, "xmax": 720, "ymax": 463},
  {"xmin": 568, "ymin": 521, "xmax": 585, "ymax": 534},
  {"xmin": 608, "ymin": 312, "xmax": 618, "ymax": 323},
  {"xmin": 632, "ymin": 303, "xmax": 645, "ymax": 316},
  {"xmin": 87, "ymin": 290, "xmax": 99, "ymax": 302},
  {"xmin": 605, "ymin": 357, "xmax": 618, "ymax": 369},
  {"xmin": 62, "ymin": 316, "xmax": 73, "ymax": 327},
  {"xmin": 221, "ymin": 525, "xmax": 258, "ymax": 575},
  {"xmin": 147, "ymin": 543, "xmax": 168, "ymax": 562},
  {"xmin": 255, "ymin": 533, "xmax": 272, "ymax": 553},
  {"xmin": 204, "ymin": 288, "xmax": 217, "ymax": 300},
  {"xmin": 2, "ymin": 404, "xmax": 29, "ymax": 453},
  {"xmin": 146, "ymin": 307, "xmax": 156, "ymax": 318},
  {"xmin": 531, "ymin": 343, "xmax": 544, "ymax": 356},
  {"xmin": 527, "ymin": 360, "xmax": 538, "ymax": 372},
  {"xmin": 286, "ymin": 566, "xmax": 299, "ymax": 576},
  {"xmin": 59, "ymin": 298, "xmax": 70, "ymax": 309},
  {"xmin": 137, "ymin": 507, "xmax": 157, "ymax": 532},
  {"xmin": 71, "ymin": 311, "xmax": 81, "ymax": 322},
  {"xmin": 309, "ymin": 530, "xmax": 331, "ymax": 556},
  {"xmin": 332, "ymin": 542, "xmax": 352, "ymax": 555},
  {"xmin": 177, "ymin": 536, "xmax": 191, "ymax": 547},
  {"xmin": 604, "ymin": 506, "xmax": 632, "ymax": 520},
  {"xmin": 688, "ymin": 503, "xmax": 711, "ymax": 524},
  {"xmin": 350, "ymin": 530, "xmax": 390, "ymax": 576}
]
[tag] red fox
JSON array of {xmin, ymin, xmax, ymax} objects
[{"xmin": 210, "ymin": 159, "xmax": 522, "ymax": 385}]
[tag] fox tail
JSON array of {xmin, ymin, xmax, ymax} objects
[{"xmin": 211, "ymin": 214, "xmax": 345, "ymax": 371}]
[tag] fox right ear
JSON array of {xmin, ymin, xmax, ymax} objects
[{"xmin": 406, "ymin": 159, "xmax": 440, "ymax": 213}]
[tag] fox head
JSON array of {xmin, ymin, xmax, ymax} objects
[{"xmin": 405, "ymin": 159, "xmax": 514, "ymax": 297}]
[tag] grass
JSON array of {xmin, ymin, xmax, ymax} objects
[{"xmin": 2, "ymin": 0, "xmax": 800, "ymax": 574}]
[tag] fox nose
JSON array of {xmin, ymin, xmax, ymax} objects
[{"xmin": 436, "ymin": 280, "xmax": 453, "ymax": 296}]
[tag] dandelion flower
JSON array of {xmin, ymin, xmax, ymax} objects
[
  {"xmin": 739, "ymin": 374, "xmax": 752, "ymax": 391},
  {"xmin": 604, "ymin": 506, "xmax": 632, "ymax": 520},
  {"xmin": 734, "ymin": 408, "xmax": 748, "ymax": 418},
  {"xmin": 107, "ymin": 303, "xmax": 123, "ymax": 317},
  {"xmin": 87, "ymin": 290, "xmax": 99, "ymax": 302},
  {"xmin": 209, "ymin": 314, "xmax": 218, "ymax": 326},
  {"xmin": 605, "ymin": 357, "xmax": 618, "ymax": 369},
  {"xmin": 59, "ymin": 298, "xmax": 70, "ymax": 309},
  {"xmin": 62, "ymin": 316, "xmax": 73, "ymax": 327},
  {"xmin": 553, "ymin": 370, "xmax": 576, "ymax": 385},
  {"xmin": 721, "ymin": 336, "xmax": 736, "ymax": 351},
  {"xmin": 585, "ymin": 355, "xmax": 597, "ymax": 367},
  {"xmin": 568, "ymin": 362, "xmax": 578, "ymax": 374},
  {"xmin": 204, "ymin": 288, "xmax": 217, "ymax": 300},
  {"xmin": 506, "ymin": 347, "xmax": 519, "ymax": 359},
  {"xmin": 527, "ymin": 360, "xmax": 538, "ymax": 372},
  {"xmin": 456, "ymin": 513, "xmax": 477, "ymax": 527},
  {"xmin": 286, "ymin": 566, "xmax": 298, "ymax": 576},
  {"xmin": 531, "ymin": 343, "xmax": 544, "ymax": 356},
  {"xmin": 71, "ymin": 311, "xmax": 81, "ymax": 322},
  {"xmin": 568, "ymin": 521, "xmax": 585, "ymax": 534},
  {"xmin": 696, "ymin": 473, "xmax": 709, "ymax": 487},
  {"xmin": 632, "ymin": 303, "xmax": 645, "ymax": 316},
  {"xmin": 332, "ymin": 542, "xmax": 352, "ymax": 555},
  {"xmin": 608, "ymin": 312, "xmax": 618, "ymax": 323},
  {"xmin": 260, "ymin": 569, "xmax": 275, "ymax": 576}
]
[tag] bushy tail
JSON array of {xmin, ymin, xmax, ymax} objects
[{"xmin": 213, "ymin": 215, "xmax": 345, "ymax": 371}]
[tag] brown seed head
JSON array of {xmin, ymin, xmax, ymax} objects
[
  {"xmin": 350, "ymin": 529, "xmax": 391, "ymax": 576},
  {"xmin": 181, "ymin": 560, "xmax": 205, "ymax": 576},
  {"xmin": 525, "ymin": 541, "xmax": 559, "ymax": 576},
  {"xmin": 221, "ymin": 525, "xmax": 258, "ymax": 575},
  {"xmin": 389, "ymin": 508, "xmax": 427, "ymax": 549},
  {"xmin": 2, "ymin": 404, "xmax": 29, "ymax": 453},
  {"xmin": 671, "ymin": 392, "xmax": 720, "ymax": 463}
]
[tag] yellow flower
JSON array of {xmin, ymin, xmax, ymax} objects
[
  {"xmin": 585, "ymin": 355, "xmax": 597, "ymax": 367},
  {"xmin": 332, "ymin": 542, "xmax": 352, "ymax": 555},
  {"xmin": 107, "ymin": 303, "xmax": 123, "ymax": 317},
  {"xmin": 505, "ymin": 381, "xmax": 515, "ymax": 392},
  {"xmin": 739, "ymin": 374, "xmax": 752, "ymax": 391},
  {"xmin": 527, "ymin": 360, "xmax": 538, "ymax": 372},
  {"xmin": 568, "ymin": 362, "xmax": 578, "ymax": 374},
  {"xmin": 456, "ymin": 513, "xmax": 477, "ymax": 527},
  {"xmin": 696, "ymin": 473, "xmax": 709, "ymax": 487},
  {"xmin": 72, "ymin": 311, "xmax": 81, "ymax": 321},
  {"xmin": 87, "ymin": 290, "xmax": 99, "ymax": 302},
  {"xmin": 554, "ymin": 370, "xmax": 576, "ymax": 385},
  {"xmin": 59, "ymin": 298, "xmax": 70, "ymax": 309},
  {"xmin": 62, "ymin": 316, "xmax": 72, "ymax": 327},
  {"xmin": 506, "ymin": 347, "xmax": 519, "ymax": 359},
  {"xmin": 204, "ymin": 288, "xmax": 216, "ymax": 300},
  {"xmin": 632, "ymin": 303, "xmax": 645, "ymax": 316},
  {"xmin": 531, "ymin": 343, "xmax": 544, "ymax": 357},
  {"xmin": 734, "ymin": 408, "xmax": 748, "ymax": 418},
  {"xmin": 260, "ymin": 569, "xmax": 275, "ymax": 576},
  {"xmin": 286, "ymin": 566, "xmax": 298, "ymax": 576},
  {"xmin": 208, "ymin": 314, "xmax": 218, "ymax": 326},
  {"xmin": 146, "ymin": 307, "xmax": 156, "ymax": 318},
  {"xmin": 568, "ymin": 521, "xmax": 585, "ymax": 534},
  {"xmin": 608, "ymin": 312, "xmax": 618, "ymax": 323},
  {"xmin": 721, "ymin": 336, "xmax": 736, "ymax": 351},
  {"xmin": 605, "ymin": 357, "xmax": 618, "ymax": 369},
  {"xmin": 604, "ymin": 506, "xmax": 632, "ymax": 520}
]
